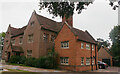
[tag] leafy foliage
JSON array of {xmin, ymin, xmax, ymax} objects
[
  {"xmin": 9, "ymin": 48, "xmax": 58, "ymax": 69},
  {"xmin": 97, "ymin": 38, "xmax": 110, "ymax": 50},
  {"xmin": 109, "ymin": 1, "xmax": 119, "ymax": 10},
  {"xmin": 109, "ymin": 25, "xmax": 120, "ymax": 57},
  {"xmin": 39, "ymin": 2, "xmax": 92, "ymax": 18},
  {"xmin": 8, "ymin": 55, "xmax": 21, "ymax": 64}
]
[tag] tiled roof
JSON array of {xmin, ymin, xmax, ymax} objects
[
  {"xmin": 64, "ymin": 22, "xmax": 96, "ymax": 44},
  {"xmin": 72, "ymin": 28, "xmax": 96, "ymax": 44},
  {"xmin": 10, "ymin": 25, "xmax": 27, "ymax": 37},
  {"xmin": 36, "ymin": 13, "xmax": 62, "ymax": 32}
]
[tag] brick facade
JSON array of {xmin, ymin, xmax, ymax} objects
[
  {"xmin": 98, "ymin": 46, "xmax": 112, "ymax": 66},
  {"xmin": 55, "ymin": 22, "xmax": 98, "ymax": 71},
  {"xmin": 2, "ymin": 11, "xmax": 98, "ymax": 71}
]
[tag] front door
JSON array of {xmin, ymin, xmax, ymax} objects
[
  {"xmin": 16, "ymin": 52, "xmax": 20, "ymax": 56},
  {"xmin": 8, "ymin": 52, "xmax": 11, "ymax": 60}
]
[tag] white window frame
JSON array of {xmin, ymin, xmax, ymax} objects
[
  {"xmin": 86, "ymin": 44, "xmax": 90, "ymax": 50},
  {"xmin": 81, "ymin": 57, "xmax": 84, "ymax": 65},
  {"xmin": 27, "ymin": 50, "xmax": 32, "ymax": 57},
  {"xmin": 92, "ymin": 58, "xmax": 95, "ymax": 65},
  {"xmin": 11, "ymin": 39, "xmax": 15, "ymax": 45},
  {"xmin": 60, "ymin": 57, "xmax": 69, "ymax": 65},
  {"xmin": 92, "ymin": 44, "xmax": 94, "ymax": 51},
  {"xmin": 28, "ymin": 34, "xmax": 33, "ymax": 43},
  {"xmin": 61, "ymin": 41, "xmax": 69, "ymax": 49},
  {"xmin": 86, "ymin": 58, "xmax": 90, "ymax": 65},
  {"xmin": 81, "ymin": 42, "xmax": 84, "ymax": 49}
]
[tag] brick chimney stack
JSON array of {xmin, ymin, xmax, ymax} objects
[{"xmin": 62, "ymin": 16, "xmax": 73, "ymax": 27}]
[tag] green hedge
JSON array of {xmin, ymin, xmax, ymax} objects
[{"xmin": 8, "ymin": 49, "xmax": 58, "ymax": 69}]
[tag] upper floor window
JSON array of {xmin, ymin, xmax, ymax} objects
[
  {"xmin": 19, "ymin": 37, "xmax": 23, "ymax": 44},
  {"xmin": 92, "ymin": 58, "xmax": 95, "ymax": 65},
  {"xmin": 81, "ymin": 57, "xmax": 84, "ymax": 65},
  {"xmin": 60, "ymin": 57, "xmax": 69, "ymax": 65},
  {"xmin": 81, "ymin": 42, "xmax": 84, "ymax": 49},
  {"xmin": 51, "ymin": 35, "xmax": 55, "ymax": 43},
  {"xmin": 92, "ymin": 45, "xmax": 94, "ymax": 50},
  {"xmin": 27, "ymin": 50, "xmax": 32, "ymax": 57},
  {"xmin": 43, "ymin": 33, "xmax": 49, "ymax": 41},
  {"xmin": 11, "ymin": 39, "xmax": 15, "ymax": 45},
  {"xmin": 30, "ymin": 21, "xmax": 35, "ymax": 26},
  {"xmin": 61, "ymin": 41, "xmax": 69, "ymax": 48},
  {"xmin": 86, "ymin": 57, "xmax": 90, "ymax": 65},
  {"xmin": 86, "ymin": 44, "xmax": 90, "ymax": 50},
  {"xmin": 28, "ymin": 34, "xmax": 33, "ymax": 43}
]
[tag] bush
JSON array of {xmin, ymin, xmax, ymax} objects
[
  {"xmin": 8, "ymin": 48, "xmax": 58, "ymax": 69},
  {"xmin": 19, "ymin": 56, "xmax": 26, "ymax": 64},
  {"xmin": 25, "ymin": 57, "xmax": 36, "ymax": 67},
  {"xmin": 8, "ymin": 55, "xmax": 21, "ymax": 64}
]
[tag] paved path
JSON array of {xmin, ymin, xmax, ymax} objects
[
  {"xmin": 2, "ymin": 64, "xmax": 66, "ymax": 72},
  {"xmin": 1, "ymin": 64, "xmax": 120, "ymax": 73},
  {"xmin": 93, "ymin": 67, "xmax": 120, "ymax": 72}
]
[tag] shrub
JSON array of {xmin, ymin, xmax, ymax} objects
[
  {"xmin": 8, "ymin": 55, "xmax": 21, "ymax": 64},
  {"xmin": 19, "ymin": 56, "xmax": 26, "ymax": 64},
  {"xmin": 24, "ymin": 57, "xmax": 36, "ymax": 67}
]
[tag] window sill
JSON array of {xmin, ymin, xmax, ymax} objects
[{"xmin": 61, "ymin": 63, "xmax": 69, "ymax": 65}]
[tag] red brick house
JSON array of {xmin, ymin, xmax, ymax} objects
[
  {"xmin": 55, "ymin": 21, "xmax": 98, "ymax": 71},
  {"xmin": 98, "ymin": 46, "xmax": 112, "ymax": 66},
  {"xmin": 2, "ymin": 11, "xmax": 62, "ymax": 61}
]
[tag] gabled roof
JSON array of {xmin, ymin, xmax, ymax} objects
[
  {"xmin": 11, "ymin": 46, "xmax": 23, "ymax": 52},
  {"xmin": 99, "ymin": 46, "xmax": 112, "ymax": 56},
  {"xmin": 63, "ymin": 22, "xmax": 96, "ymax": 44},
  {"xmin": 10, "ymin": 25, "xmax": 27, "ymax": 37},
  {"xmin": 35, "ymin": 12, "xmax": 62, "ymax": 33}
]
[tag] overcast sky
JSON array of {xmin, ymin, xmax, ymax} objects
[{"xmin": 0, "ymin": 0, "xmax": 118, "ymax": 43}]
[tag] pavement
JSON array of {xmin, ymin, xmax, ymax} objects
[
  {"xmin": 1, "ymin": 63, "xmax": 120, "ymax": 73},
  {"xmin": 2, "ymin": 64, "xmax": 66, "ymax": 72}
]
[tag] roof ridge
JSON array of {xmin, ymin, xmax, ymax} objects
[{"xmin": 36, "ymin": 13, "xmax": 61, "ymax": 23}]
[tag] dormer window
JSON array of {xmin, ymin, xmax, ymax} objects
[{"xmin": 31, "ymin": 21, "xmax": 35, "ymax": 26}]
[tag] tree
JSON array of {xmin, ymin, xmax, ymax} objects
[
  {"xmin": 97, "ymin": 38, "xmax": 110, "ymax": 50},
  {"xmin": 39, "ymin": 2, "xmax": 92, "ymax": 18},
  {"xmin": 109, "ymin": 25, "xmax": 120, "ymax": 57},
  {"xmin": 1, "ymin": 32, "xmax": 6, "ymax": 38},
  {"xmin": 109, "ymin": 0, "xmax": 120, "ymax": 10}
]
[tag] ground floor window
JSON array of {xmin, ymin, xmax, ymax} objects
[
  {"xmin": 60, "ymin": 57, "xmax": 69, "ymax": 65},
  {"xmin": 86, "ymin": 57, "xmax": 90, "ymax": 65},
  {"xmin": 92, "ymin": 58, "xmax": 95, "ymax": 65},
  {"xmin": 27, "ymin": 50, "xmax": 32, "ymax": 57},
  {"xmin": 81, "ymin": 57, "xmax": 84, "ymax": 65}
]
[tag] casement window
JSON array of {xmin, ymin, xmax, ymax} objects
[
  {"xmin": 30, "ymin": 21, "xmax": 35, "ymax": 26},
  {"xmin": 19, "ymin": 37, "xmax": 23, "ymax": 44},
  {"xmin": 81, "ymin": 57, "xmax": 84, "ymax": 65},
  {"xmin": 60, "ymin": 57, "xmax": 69, "ymax": 65},
  {"xmin": 81, "ymin": 42, "xmax": 84, "ymax": 49},
  {"xmin": 86, "ymin": 44, "xmax": 90, "ymax": 50},
  {"xmin": 61, "ymin": 41, "xmax": 69, "ymax": 48},
  {"xmin": 92, "ymin": 58, "xmax": 95, "ymax": 65},
  {"xmin": 86, "ymin": 58, "xmax": 90, "ymax": 65},
  {"xmin": 27, "ymin": 50, "xmax": 32, "ymax": 57},
  {"xmin": 43, "ymin": 33, "xmax": 49, "ymax": 41},
  {"xmin": 6, "ymin": 40, "xmax": 8, "ymax": 46},
  {"xmin": 51, "ymin": 35, "xmax": 55, "ymax": 42},
  {"xmin": 28, "ymin": 34, "xmax": 33, "ymax": 43},
  {"xmin": 11, "ymin": 39, "xmax": 15, "ymax": 45},
  {"xmin": 92, "ymin": 45, "xmax": 94, "ymax": 50}
]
